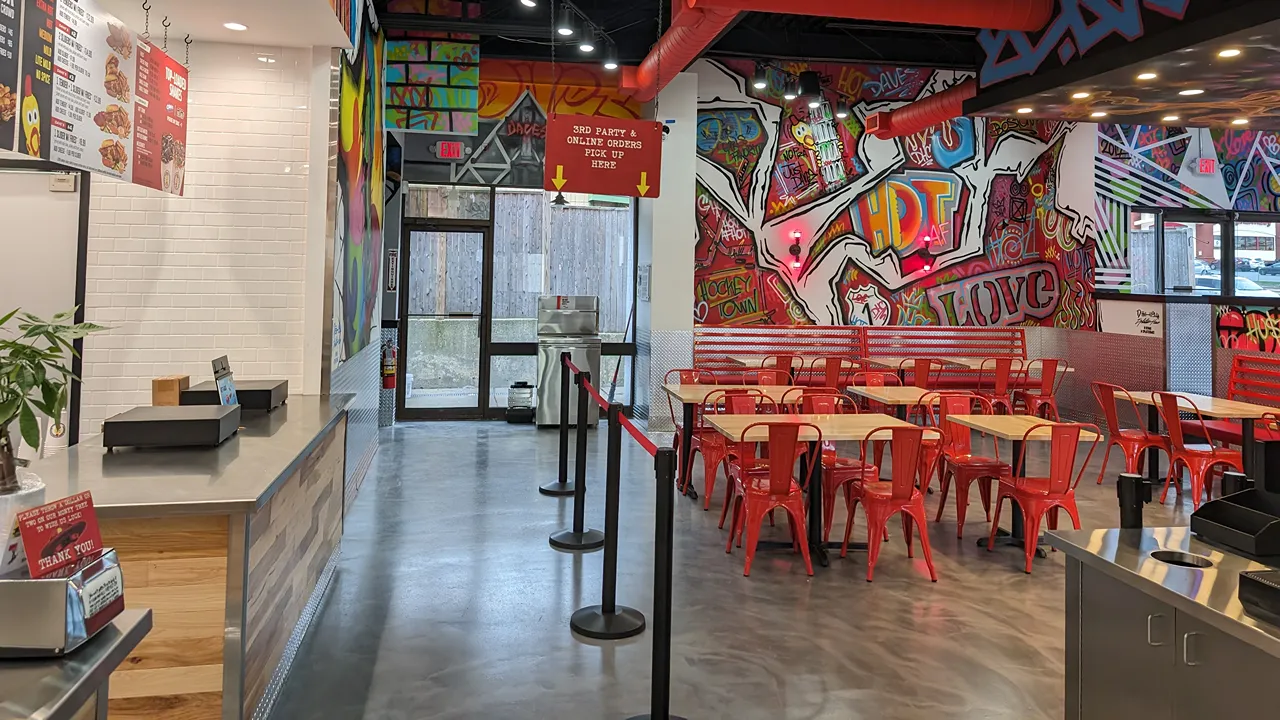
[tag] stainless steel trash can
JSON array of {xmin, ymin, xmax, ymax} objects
[{"xmin": 536, "ymin": 296, "xmax": 602, "ymax": 427}]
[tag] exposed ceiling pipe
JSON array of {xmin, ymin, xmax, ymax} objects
[
  {"xmin": 865, "ymin": 79, "xmax": 977, "ymax": 140},
  {"xmin": 622, "ymin": 0, "xmax": 1053, "ymax": 102}
]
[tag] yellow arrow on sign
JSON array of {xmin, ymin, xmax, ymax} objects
[
  {"xmin": 637, "ymin": 171, "xmax": 650, "ymax": 196},
  {"xmin": 552, "ymin": 165, "xmax": 567, "ymax": 190}
]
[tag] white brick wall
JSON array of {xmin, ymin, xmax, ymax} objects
[{"xmin": 81, "ymin": 43, "xmax": 317, "ymax": 432}]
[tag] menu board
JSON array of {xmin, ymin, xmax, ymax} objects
[
  {"xmin": 14, "ymin": 0, "xmax": 187, "ymax": 194},
  {"xmin": 0, "ymin": 0, "xmax": 17, "ymax": 150}
]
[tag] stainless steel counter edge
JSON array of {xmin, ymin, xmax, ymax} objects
[
  {"xmin": 1048, "ymin": 527, "xmax": 1280, "ymax": 660},
  {"xmin": 0, "ymin": 609, "xmax": 152, "ymax": 720},
  {"xmin": 246, "ymin": 393, "xmax": 352, "ymax": 514}
]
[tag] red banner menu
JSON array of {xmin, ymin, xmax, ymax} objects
[{"xmin": 15, "ymin": 490, "xmax": 103, "ymax": 578}]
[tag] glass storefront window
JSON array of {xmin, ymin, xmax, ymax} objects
[{"xmin": 1128, "ymin": 211, "xmax": 1157, "ymax": 294}]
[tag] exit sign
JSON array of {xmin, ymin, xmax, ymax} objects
[
  {"xmin": 434, "ymin": 141, "xmax": 466, "ymax": 161},
  {"xmin": 1194, "ymin": 157, "xmax": 1218, "ymax": 175}
]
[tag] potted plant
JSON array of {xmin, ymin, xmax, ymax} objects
[{"xmin": 0, "ymin": 309, "xmax": 105, "ymax": 494}]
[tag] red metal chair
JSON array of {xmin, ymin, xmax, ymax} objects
[
  {"xmin": 1091, "ymin": 381, "xmax": 1171, "ymax": 484},
  {"xmin": 724, "ymin": 422, "xmax": 817, "ymax": 577},
  {"xmin": 697, "ymin": 389, "xmax": 771, "ymax": 512},
  {"xmin": 744, "ymin": 368, "xmax": 790, "ymax": 385},
  {"xmin": 1155, "ymin": 392, "xmax": 1242, "ymax": 509},
  {"xmin": 810, "ymin": 356, "xmax": 860, "ymax": 390},
  {"xmin": 1013, "ymin": 359, "xmax": 1066, "ymax": 419},
  {"xmin": 898, "ymin": 358, "xmax": 941, "ymax": 389},
  {"xmin": 715, "ymin": 395, "xmax": 780, "ymax": 528},
  {"xmin": 975, "ymin": 357, "xmax": 1024, "ymax": 414},
  {"xmin": 665, "ymin": 368, "xmax": 718, "ymax": 491},
  {"xmin": 986, "ymin": 422, "xmax": 1101, "ymax": 574},
  {"xmin": 930, "ymin": 394, "xmax": 1011, "ymax": 538},
  {"xmin": 762, "ymin": 355, "xmax": 802, "ymax": 383},
  {"xmin": 839, "ymin": 425, "xmax": 942, "ymax": 582},
  {"xmin": 851, "ymin": 371, "xmax": 901, "ymax": 414}
]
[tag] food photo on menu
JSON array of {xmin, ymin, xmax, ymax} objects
[
  {"xmin": 107, "ymin": 23, "xmax": 133, "ymax": 60},
  {"xmin": 162, "ymin": 133, "xmax": 186, "ymax": 194},
  {"xmin": 104, "ymin": 54, "xmax": 131, "ymax": 104},
  {"xmin": 94, "ymin": 104, "xmax": 131, "ymax": 138},
  {"xmin": 0, "ymin": 83, "xmax": 13, "ymax": 126}
]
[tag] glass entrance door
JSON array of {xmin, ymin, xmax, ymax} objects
[{"xmin": 397, "ymin": 226, "xmax": 492, "ymax": 419}]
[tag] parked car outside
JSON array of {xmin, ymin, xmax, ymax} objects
[
  {"xmin": 1261, "ymin": 261, "xmax": 1280, "ymax": 276},
  {"xmin": 1195, "ymin": 275, "xmax": 1280, "ymax": 297}
]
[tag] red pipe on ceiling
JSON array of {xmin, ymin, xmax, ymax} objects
[
  {"xmin": 865, "ymin": 79, "xmax": 977, "ymax": 140},
  {"xmin": 622, "ymin": 0, "xmax": 1053, "ymax": 102}
]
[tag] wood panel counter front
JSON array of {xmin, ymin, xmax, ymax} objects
[{"xmin": 27, "ymin": 394, "xmax": 352, "ymax": 720}]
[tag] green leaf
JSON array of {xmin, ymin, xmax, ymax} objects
[
  {"xmin": 18, "ymin": 402, "xmax": 39, "ymax": 451},
  {"xmin": 0, "ymin": 398, "xmax": 19, "ymax": 426},
  {"xmin": 0, "ymin": 308, "xmax": 18, "ymax": 328},
  {"xmin": 40, "ymin": 380, "xmax": 58, "ymax": 414}
]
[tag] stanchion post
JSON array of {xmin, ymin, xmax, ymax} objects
[
  {"xmin": 550, "ymin": 371, "xmax": 604, "ymax": 552},
  {"xmin": 626, "ymin": 447, "xmax": 685, "ymax": 720},
  {"xmin": 570, "ymin": 403, "xmax": 645, "ymax": 640},
  {"xmin": 540, "ymin": 352, "xmax": 575, "ymax": 497},
  {"xmin": 1117, "ymin": 473, "xmax": 1146, "ymax": 530}
]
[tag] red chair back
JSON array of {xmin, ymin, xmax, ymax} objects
[
  {"xmin": 1026, "ymin": 358, "xmax": 1063, "ymax": 395},
  {"xmin": 900, "ymin": 359, "xmax": 938, "ymax": 389},
  {"xmin": 780, "ymin": 387, "xmax": 853, "ymax": 413},
  {"xmin": 740, "ymin": 422, "xmax": 818, "ymax": 496},
  {"xmin": 745, "ymin": 369, "xmax": 790, "ymax": 385},
  {"xmin": 815, "ymin": 356, "xmax": 858, "ymax": 389},
  {"xmin": 1154, "ymin": 391, "xmax": 1210, "ymax": 453},
  {"xmin": 979, "ymin": 357, "xmax": 1023, "ymax": 394},
  {"xmin": 763, "ymin": 355, "xmax": 800, "ymax": 382},
  {"xmin": 665, "ymin": 368, "xmax": 714, "ymax": 385},
  {"xmin": 1016, "ymin": 423, "xmax": 1101, "ymax": 494},
  {"xmin": 856, "ymin": 372, "xmax": 900, "ymax": 388},
  {"xmin": 925, "ymin": 392, "xmax": 992, "ymax": 457},
  {"xmin": 862, "ymin": 426, "xmax": 941, "ymax": 500}
]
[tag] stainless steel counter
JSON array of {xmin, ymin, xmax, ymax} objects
[
  {"xmin": 1048, "ymin": 526, "xmax": 1280, "ymax": 659},
  {"xmin": 0, "ymin": 609, "xmax": 151, "ymax": 720},
  {"xmin": 26, "ymin": 395, "xmax": 351, "ymax": 518}
]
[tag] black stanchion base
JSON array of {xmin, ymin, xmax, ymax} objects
[
  {"xmin": 539, "ymin": 481, "xmax": 576, "ymax": 497},
  {"xmin": 570, "ymin": 605, "xmax": 646, "ymax": 640},
  {"xmin": 549, "ymin": 528, "xmax": 606, "ymax": 552},
  {"xmin": 625, "ymin": 715, "xmax": 688, "ymax": 719}
]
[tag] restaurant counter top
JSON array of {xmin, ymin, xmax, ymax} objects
[
  {"xmin": 27, "ymin": 394, "xmax": 352, "ymax": 518},
  {"xmin": 0, "ymin": 609, "xmax": 152, "ymax": 720},
  {"xmin": 1047, "ymin": 526, "xmax": 1280, "ymax": 659}
]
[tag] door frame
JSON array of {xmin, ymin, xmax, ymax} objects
[{"xmin": 396, "ymin": 219, "xmax": 495, "ymax": 420}]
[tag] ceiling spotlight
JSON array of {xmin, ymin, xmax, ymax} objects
[
  {"xmin": 1072, "ymin": 91, "xmax": 1091, "ymax": 99},
  {"xmin": 223, "ymin": 22, "xmax": 247, "ymax": 31},
  {"xmin": 520, "ymin": 0, "xmax": 537, "ymax": 6},
  {"xmin": 1017, "ymin": 107, "xmax": 1033, "ymax": 114},
  {"xmin": 1233, "ymin": 118, "xmax": 1250, "ymax": 125},
  {"xmin": 556, "ymin": 5, "xmax": 575, "ymax": 36},
  {"xmin": 783, "ymin": 78, "xmax": 798, "ymax": 101},
  {"xmin": 1220, "ymin": 48, "xmax": 1242, "ymax": 58},
  {"xmin": 579, "ymin": 29, "xmax": 596, "ymax": 53},
  {"xmin": 602, "ymin": 43, "xmax": 618, "ymax": 71},
  {"xmin": 1137, "ymin": 72, "xmax": 1157, "ymax": 80},
  {"xmin": 1179, "ymin": 88, "xmax": 1205, "ymax": 96},
  {"xmin": 835, "ymin": 101, "xmax": 849, "ymax": 119},
  {"xmin": 797, "ymin": 70, "xmax": 822, "ymax": 99},
  {"xmin": 752, "ymin": 65, "xmax": 768, "ymax": 90},
  {"xmin": 257, "ymin": 56, "xmax": 276, "ymax": 63},
  {"xmin": 1090, "ymin": 111, "xmax": 1108, "ymax": 118},
  {"xmin": 1163, "ymin": 115, "xmax": 1181, "ymax": 122}
]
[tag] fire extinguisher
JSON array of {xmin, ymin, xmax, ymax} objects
[{"xmin": 382, "ymin": 342, "xmax": 397, "ymax": 389}]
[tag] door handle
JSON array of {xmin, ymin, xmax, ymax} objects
[
  {"xmin": 1146, "ymin": 613, "xmax": 1166, "ymax": 646},
  {"xmin": 1182, "ymin": 632, "xmax": 1203, "ymax": 666}
]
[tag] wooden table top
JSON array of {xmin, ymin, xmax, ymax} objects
[
  {"xmin": 663, "ymin": 384, "xmax": 801, "ymax": 404},
  {"xmin": 1121, "ymin": 390, "xmax": 1277, "ymax": 419},
  {"xmin": 845, "ymin": 385, "xmax": 938, "ymax": 406},
  {"xmin": 706, "ymin": 413, "xmax": 920, "ymax": 443},
  {"xmin": 947, "ymin": 414, "xmax": 1099, "ymax": 441}
]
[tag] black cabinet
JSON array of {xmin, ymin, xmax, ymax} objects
[{"xmin": 1173, "ymin": 613, "xmax": 1279, "ymax": 720}]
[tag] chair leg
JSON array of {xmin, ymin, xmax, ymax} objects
[
  {"xmin": 718, "ymin": 474, "xmax": 736, "ymax": 529},
  {"xmin": 840, "ymin": 498, "xmax": 861, "ymax": 559},
  {"xmin": 935, "ymin": 471, "xmax": 952, "ymax": 523},
  {"xmin": 1021, "ymin": 506, "xmax": 1043, "ymax": 575},
  {"xmin": 1063, "ymin": 499, "xmax": 1082, "ymax": 530},
  {"xmin": 978, "ymin": 478, "xmax": 993, "ymax": 520},
  {"xmin": 702, "ymin": 452, "xmax": 722, "ymax": 511},
  {"xmin": 954, "ymin": 480, "xmax": 970, "ymax": 539},
  {"xmin": 987, "ymin": 494, "xmax": 1005, "ymax": 552},
  {"xmin": 865, "ymin": 509, "xmax": 887, "ymax": 582},
  {"xmin": 742, "ymin": 503, "xmax": 768, "ymax": 577},
  {"xmin": 822, "ymin": 475, "xmax": 838, "ymax": 544},
  {"xmin": 785, "ymin": 500, "xmax": 814, "ymax": 576},
  {"xmin": 907, "ymin": 503, "xmax": 938, "ymax": 582},
  {"xmin": 1097, "ymin": 442, "xmax": 1113, "ymax": 484},
  {"xmin": 902, "ymin": 512, "xmax": 914, "ymax": 558},
  {"xmin": 725, "ymin": 495, "xmax": 742, "ymax": 553}
]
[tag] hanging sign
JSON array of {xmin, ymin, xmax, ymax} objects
[
  {"xmin": 0, "ymin": 0, "xmax": 18, "ymax": 151},
  {"xmin": 17, "ymin": 0, "xmax": 187, "ymax": 194},
  {"xmin": 543, "ymin": 114, "xmax": 662, "ymax": 199}
]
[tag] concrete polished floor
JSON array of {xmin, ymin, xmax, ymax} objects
[{"xmin": 272, "ymin": 421, "xmax": 1192, "ymax": 720}]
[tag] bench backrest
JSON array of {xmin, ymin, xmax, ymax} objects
[
  {"xmin": 864, "ymin": 327, "xmax": 1027, "ymax": 359},
  {"xmin": 1228, "ymin": 353, "xmax": 1280, "ymax": 409},
  {"xmin": 692, "ymin": 326, "xmax": 865, "ymax": 377}
]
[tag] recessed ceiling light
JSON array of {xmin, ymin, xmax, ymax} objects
[
  {"xmin": 1163, "ymin": 115, "xmax": 1180, "ymax": 121},
  {"xmin": 1179, "ymin": 88, "xmax": 1205, "ymax": 96},
  {"xmin": 1091, "ymin": 111, "xmax": 1108, "ymax": 118},
  {"xmin": 257, "ymin": 56, "xmax": 275, "ymax": 63},
  {"xmin": 1220, "ymin": 48, "xmax": 1242, "ymax": 58},
  {"xmin": 223, "ymin": 22, "xmax": 247, "ymax": 31},
  {"xmin": 1071, "ymin": 92, "xmax": 1091, "ymax": 100},
  {"xmin": 1017, "ymin": 107, "xmax": 1033, "ymax": 114},
  {"xmin": 520, "ymin": 0, "xmax": 537, "ymax": 6},
  {"xmin": 1233, "ymin": 118, "xmax": 1250, "ymax": 125},
  {"xmin": 1137, "ymin": 72, "xmax": 1157, "ymax": 80}
]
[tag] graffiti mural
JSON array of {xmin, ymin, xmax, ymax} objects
[
  {"xmin": 693, "ymin": 59, "xmax": 1097, "ymax": 329},
  {"xmin": 333, "ymin": 6, "xmax": 386, "ymax": 365},
  {"xmin": 977, "ymin": 0, "xmax": 1192, "ymax": 88},
  {"xmin": 385, "ymin": 39, "xmax": 479, "ymax": 134},
  {"xmin": 1216, "ymin": 306, "xmax": 1280, "ymax": 352}
]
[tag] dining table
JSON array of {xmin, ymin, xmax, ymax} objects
[
  {"xmin": 705, "ymin": 412, "xmax": 916, "ymax": 568},
  {"xmin": 946, "ymin": 414, "xmax": 1099, "ymax": 556},
  {"xmin": 662, "ymin": 384, "xmax": 802, "ymax": 500},
  {"xmin": 1120, "ymin": 391, "xmax": 1276, "ymax": 482},
  {"xmin": 844, "ymin": 384, "xmax": 940, "ymax": 421}
]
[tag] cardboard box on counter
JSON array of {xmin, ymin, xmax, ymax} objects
[{"xmin": 151, "ymin": 375, "xmax": 190, "ymax": 406}]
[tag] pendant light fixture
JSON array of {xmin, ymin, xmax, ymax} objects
[
  {"xmin": 835, "ymin": 101, "xmax": 850, "ymax": 119},
  {"xmin": 603, "ymin": 42, "xmax": 618, "ymax": 70},
  {"xmin": 556, "ymin": 4, "xmax": 575, "ymax": 36},
  {"xmin": 798, "ymin": 70, "xmax": 822, "ymax": 104},
  {"xmin": 783, "ymin": 76, "xmax": 798, "ymax": 101},
  {"xmin": 752, "ymin": 64, "xmax": 768, "ymax": 90},
  {"xmin": 579, "ymin": 28, "xmax": 596, "ymax": 53}
]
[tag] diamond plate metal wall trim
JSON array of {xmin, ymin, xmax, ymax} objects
[
  {"xmin": 332, "ymin": 341, "xmax": 381, "ymax": 502},
  {"xmin": 1026, "ymin": 327, "xmax": 1165, "ymax": 426},
  {"xmin": 1167, "ymin": 303, "xmax": 1214, "ymax": 396},
  {"xmin": 634, "ymin": 325, "xmax": 652, "ymax": 422},
  {"xmin": 644, "ymin": 330, "xmax": 692, "ymax": 434},
  {"xmin": 379, "ymin": 327, "xmax": 397, "ymax": 427}
]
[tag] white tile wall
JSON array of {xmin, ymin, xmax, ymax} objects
[{"xmin": 80, "ymin": 43, "xmax": 317, "ymax": 432}]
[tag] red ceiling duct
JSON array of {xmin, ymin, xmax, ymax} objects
[
  {"xmin": 865, "ymin": 79, "xmax": 978, "ymax": 140},
  {"xmin": 622, "ymin": 0, "xmax": 1053, "ymax": 101}
]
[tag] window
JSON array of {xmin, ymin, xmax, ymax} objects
[{"xmin": 1116, "ymin": 209, "xmax": 1280, "ymax": 298}]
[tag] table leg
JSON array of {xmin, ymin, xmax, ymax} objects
[
  {"xmin": 896, "ymin": 404, "xmax": 907, "ymax": 422},
  {"xmin": 1243, "ymin": 418, "xmax": 1257, "ymax": 480},
  {"xmin": 680, "ymin": 402, "xmax": 696, "ymax": 500},
  {"xmin": 1146, "ymin": 405, "xmax": 1161, "ymax": 489},
  {"xmin": 807, "ymin": 440, "xmax": 829, "ymax": 568},
  {"xmin": 977, "ymin": 438, "xmax": 1046, "ymax": 558}
]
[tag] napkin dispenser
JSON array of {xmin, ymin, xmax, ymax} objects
[{"xmin": 0, "ymin": 548, "xmax": 125, "ymax": 657}]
